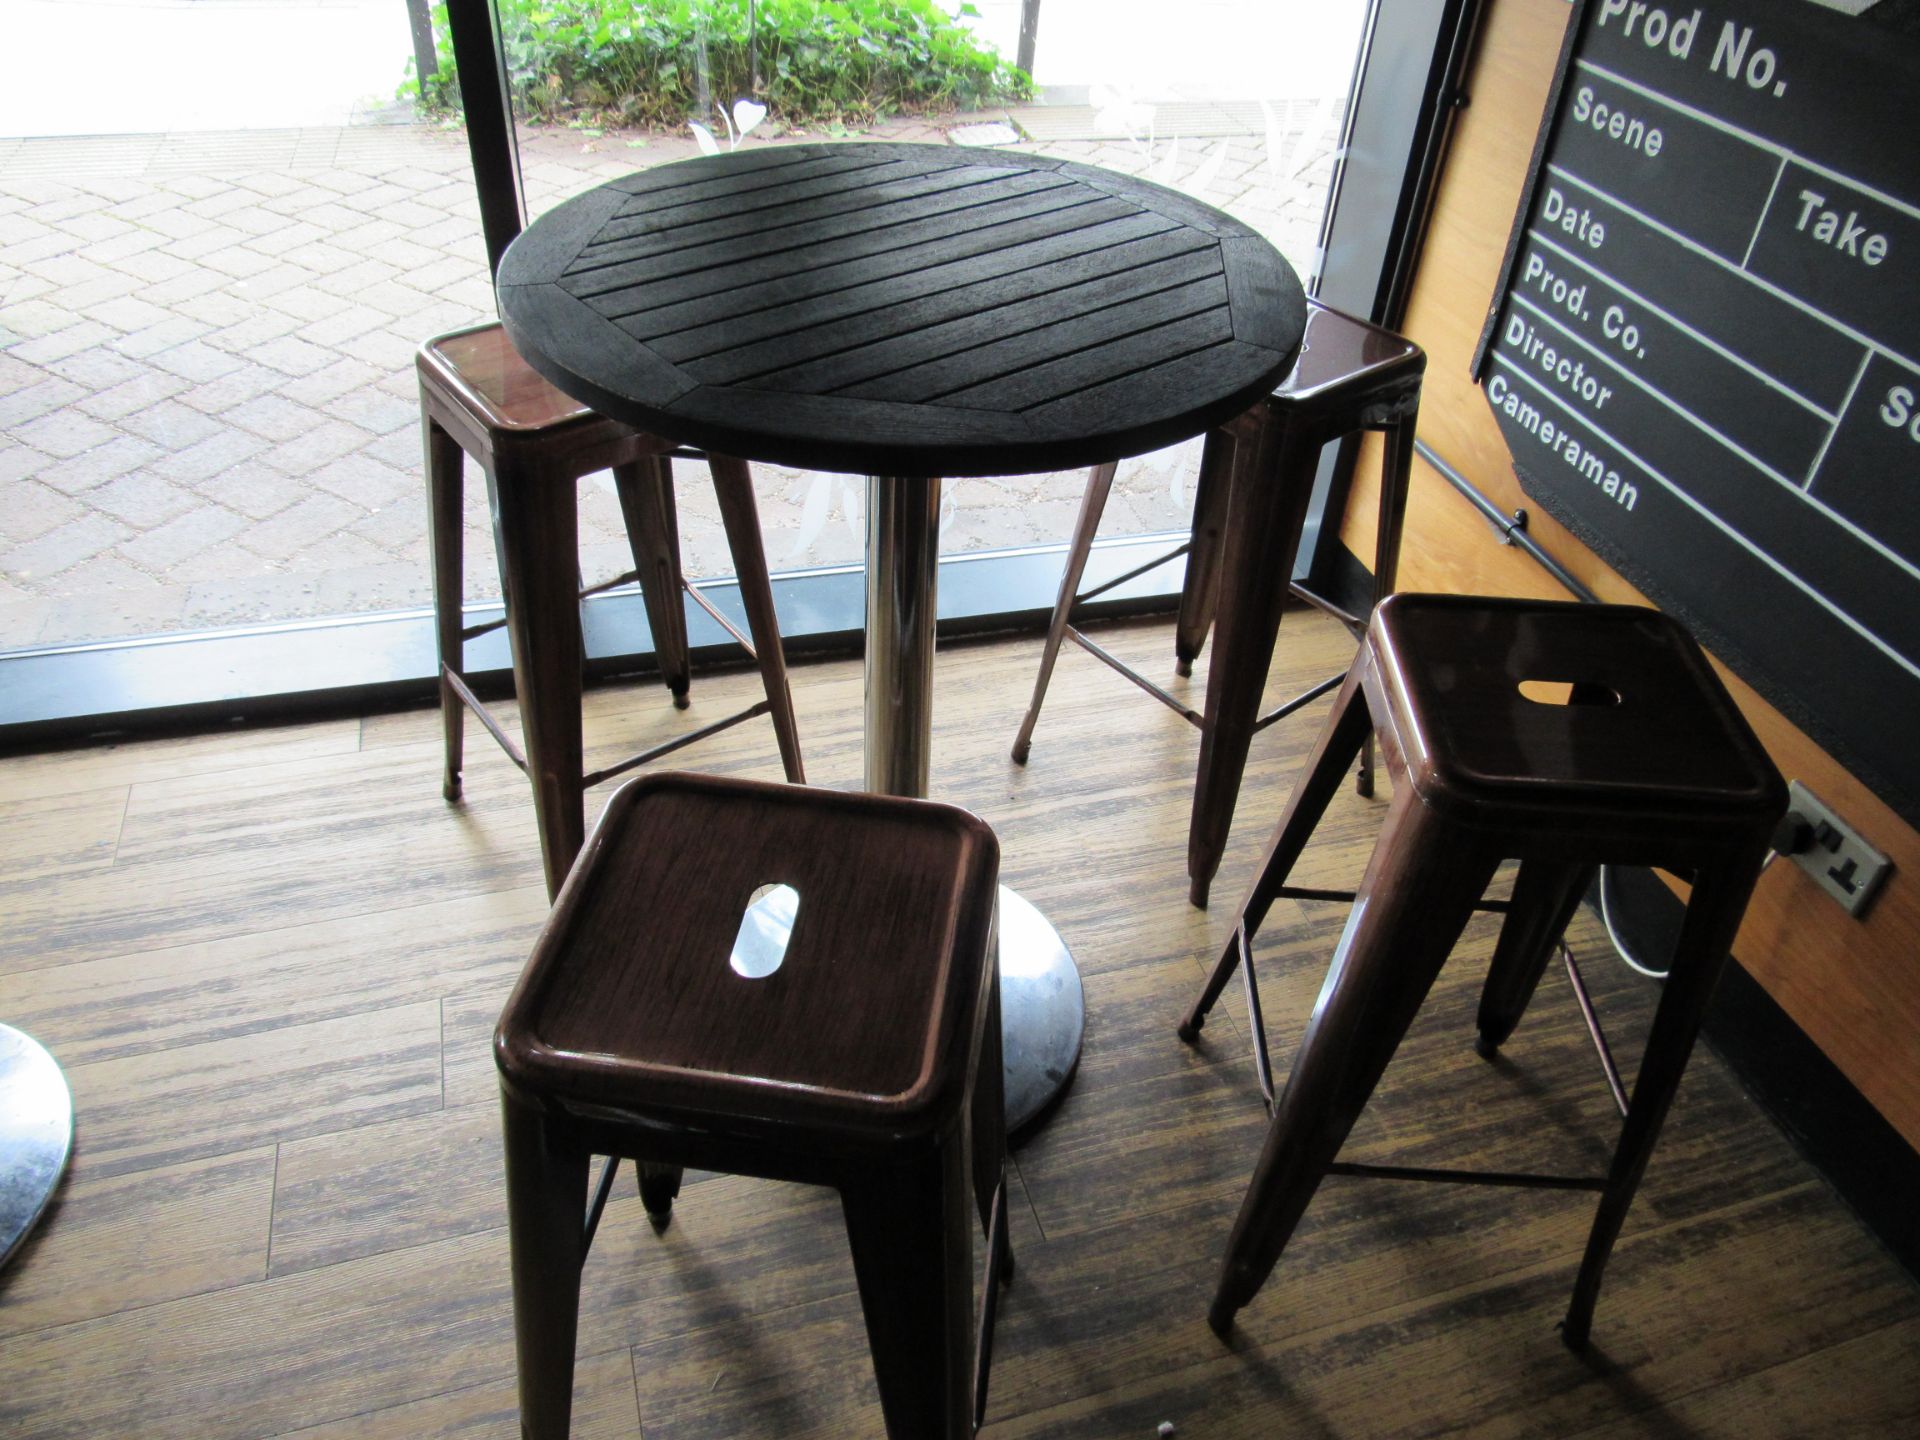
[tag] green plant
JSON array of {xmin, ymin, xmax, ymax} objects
[{"xmin": 401, "ymin": 0, "xmax": 1029, "ymax": 130}]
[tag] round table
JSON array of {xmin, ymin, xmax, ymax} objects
[{"xmin": 498, "ymin": 142, "xmax": 1305, "ymax": 1132}]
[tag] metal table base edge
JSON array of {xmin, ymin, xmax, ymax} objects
[{"xmin": 866, "ymin": 478, "xmax": 1086, "ymax": 1136}]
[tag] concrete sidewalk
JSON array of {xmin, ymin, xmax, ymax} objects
[{"xmin": 0, "ymin": 109, "xmax": 1341, "ymax": 648}]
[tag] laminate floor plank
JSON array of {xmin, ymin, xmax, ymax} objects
[
  {"xmin": 988, "ymin": 1185, "xmax": 1915, "ymax": 1440},
  {"xmin": 0, "ymin": 752, "xmax": 544, "ymax": 976},
  {"xmin": 0, "ymin": 884, "xmax": 548, "ymax": 1066},
  {"xmin": 60, "ymin": 1000, "xmax": 444, "ymax": 1180},
  {"xmin": 260, "ymin": 1346, "xmax": 643, "ymax": 1440},
  {"xmin": 1562, "ymin": 1316, "xmax": 1920, "ymax": 1439},
  {"xmin": 0, "ymin": 717, "xmax": 361, "ymax": 805},
  {"xmin": 0, "ymin": 786, "xmax": 128, "ymax": 882},
  {"xmin": 0, "ymin": 1147, "xmax": 275, "ymax": 1338}
]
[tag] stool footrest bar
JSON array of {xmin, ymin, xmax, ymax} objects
[
  {"xmin": 1252, "ymin": 671, "xmax": 1345, "ymax": 734},
  {"xmin": 579, "ymin": 568, "xmax": 641, "ymax": 601},
  {"xmin": 1071, "ymin": 539, "xmax": 1191, "ymax": 608},
  {"xmin": 582, "ymin": 1154, "xmax": 621, "ymax": 1250},
  {"xmin": 973, "ymin": 1179, "xmax": 1010, "ymax": 1429},
  {"xmin": 580, "ymin": 700, "xmax": 773, "ymax": 789},
  {"xmin": 1325, "ymin": 1160, "xmax": 1609, "ymax": 1192},
  {"xmin": 1271, "ymin": 884, "xmax": 1514, "ymax": 915},
  {"xmin": 1563, "ymin": 943, "xmax": 1632, "ymax": 1118},
  {"xmin": 1234, "ymin": 923, "xmax": 1278, "ymax": 1112},
  {"xmin": 685, "ymin": 580, "xmax": 757, "ymax": 660},
  {"xmin": 445, "ymin": 667, "xmax": 528, "ymax": 774},
  {"xmin": 1066, "ymin": 628, "xmax": 1205, "ymax": 726}
]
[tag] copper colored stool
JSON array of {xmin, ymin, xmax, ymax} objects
[
  {"xmin": 496, "ymin": 772, "xmax": 1010, "ymax": 1438},
  {"xmin": 421, "ymin": 322, "xmax": 805, "ymax": 897},
  {"xmin": 1010, "ymin": 300, "xmax": 1424, "ymax": 908},
  {"xmin": 1182, "ymin": 594, "xmax": 1784, "ymax": 1348}
]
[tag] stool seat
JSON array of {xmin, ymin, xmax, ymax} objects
[
  {"xmin": 421, "ymin": 321, "xmax": 806, "ymax": 897},
  {"xmin": 1010, "ymin": 299, "xmax": 1424, "ymax": 908},
  {"xmin": 499, "ymin": 774, "xmax": 999, "ymax": 1141},
  {"xmin": 1375, "ymin": 596, "xmax": 1783, "ymax": 821},
  {"xmin": 496, "ymin": 773, "xmax": 1009, "ymax": 1438},
  {"xmin": 1185, "ymin": 594, "xmax": 1785, "ymax": 1349},
  {"xmin": 420, "ymin": 322, "xmax": 608, "ymax": 436}
]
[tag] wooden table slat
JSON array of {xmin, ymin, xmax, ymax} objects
[
  {"xmin": 939, "ymin": 307, "xmax": 1239, "ymax": 413},
  {"xmin": 755, "ymin": 258, "xmax": 1228, "ymax": 402},
  {"xmin": 622, "ymin": 201, "xmax": 1152, "ymax": 359},
  {"xmin": 1020, "ymin": 337, "xmax": 1284, "ymax": 436},
  {"xmin": 594, "ymin": 146, "xmax": 908, "ymax": 218},
  {"xmin": 572, "ymin": 162, "xmax": 1068, "ymax": 279},
  {"xmin": 568, "ymin": 178, "xmax": 1111, "ymax": 314}
]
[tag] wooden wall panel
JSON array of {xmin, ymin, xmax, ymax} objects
[{"xmin": 1339, "ymin": 0, "xmax": 1920, "ymax": 1149}]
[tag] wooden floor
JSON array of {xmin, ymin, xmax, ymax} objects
[{"xmin": 2, "ymin": 608, "xmax": 1916, "ymax": 1439}]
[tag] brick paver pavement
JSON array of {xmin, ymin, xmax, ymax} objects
[{"xmin": 0, "ymin": 112, "xmax": 1338, "ymax": 648}]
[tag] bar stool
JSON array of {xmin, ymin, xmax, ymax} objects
[
  {"xmin": 495, "ymin": 771, "xmax": 1011, "ymax": 1438},
  {"xmin": 421, "ymin": 322, "xmax": 805, "ymax": 896},
  {"xmin": 1010, "ymin": 300, "xmax": 1425, "ymax": 908},
  {"xmin": 1182, "ymin": 593, "xmax": 1784, "ymax": 1347}
]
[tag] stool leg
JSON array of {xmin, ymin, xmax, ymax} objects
[
  {"xmin": 1352, "ymin": 409, "xmax": 1417, "ymax": 801},
  {"xmin": 1352, "ymin": 409, "xmax": 1417, "ymax": 800},
  {"xmin": 708, "ymin": 455, "xmax": 806, "ymax": 784},
  {"xmin": 1011, "ymin": 460, "xmax": 1117, "ymax": 764},
  {"xmin": 841, "ymin": 1138, "xmax": 975, "ymax": 1440},
  {"xmin": 425, "ymin": 414, "xmax": 466, "ymax": 802},
  {"xmin": 969, "ymin": 939, "xmax": 1014, "ymax": 1280},
  {"xmin": 1209, "ymin": 791, "xmax": 1498, "ymax": 1335},
  {"xmin": 613, "ymin": 455, "xmax": 692, "ymax": 709},
  {"xmin": 637, "ymin": 1160, "xmax": 683, "ymax": 1230},
  {"xmin": 1181, "ymin": 659, "xmax": 1372, "ymax": 1040},
  {"xmin": 488, "ymin": 461, "xmax": 586, "ymax": 898},
  {"xmin": 1561, "ymin": 848, "xmax": 1764, "ymax": 1349},
  {"xmin": 501, "ymin": 1084, "xmax": 590, "ymax": 1440},
  {"xmin": 1174, "ymin": 426, "xmax": 1235, "ymax": 677},
  {"xmin": 1475, "ymin": 861, "xmax": 1596, "ymax": 1057},
  {"xmin": 1188, "ymin": 411, "xmax": 1319, "ymax": 909}
]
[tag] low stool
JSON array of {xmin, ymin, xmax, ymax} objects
[
  {"xmin": 1010, "ymin": 299, "xmax": 1424, "ymax": 907},
  {"xmin": 1181, "ymin": 593, "xmax": 1784, "ymax": 1347},
  {"xmin": 420, "ymin": 322, "xmax": 805, "ymax": 897},
  {"xmin": 495, "ymin": 771, "xmax": 1010, "ymax": 1437}
]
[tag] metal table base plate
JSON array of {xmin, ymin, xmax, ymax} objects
[
  {"xmin": 997, "ymin": 886, "xmax": 1085, "ymax": 1138},
  {"xmin": 1, "ymin": 1023, "xmax": 72, "ymax": 1270}
]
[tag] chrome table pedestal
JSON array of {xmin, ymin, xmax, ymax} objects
[{"xmin": 867, "ymin": 479, "xmax": 1084, "ymax": 1135}]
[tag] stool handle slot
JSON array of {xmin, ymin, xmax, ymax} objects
[
  {"xmin": 731, "ymin": 882, "xmax": 799, "ymax": 978},
  {"xmin": 1517, "ymin": 679, "xmax": 1622, "ymax": 707}
]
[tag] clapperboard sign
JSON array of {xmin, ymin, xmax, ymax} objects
[{"xmin": 1473, "ymin": 0, "xmax": 1920, "ymax": 827}]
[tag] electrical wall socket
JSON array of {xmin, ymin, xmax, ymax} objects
[{"xmin": 1786, "ymin": 781, "xmax": 1892, "ymax": 919}]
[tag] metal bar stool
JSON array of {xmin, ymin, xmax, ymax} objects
[
  {"xmin": 1010, "ymin": 300, "xmax": 1425, "ymax": 908},
  {"xmin": 1183, "ymin": 593, "xmax": 1784, "ymax": 1348},
  {"xmin": 420, "ymin": 322, "xmax": 805, "ymax": 897},
  {"xmin": 495, "ymin": 772, "xmax": 1011, "ymax": 1438}
]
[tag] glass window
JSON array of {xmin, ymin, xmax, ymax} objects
[{"xmin": 1, "ymin": 0, "xmax": 1365, "ymax": 658}]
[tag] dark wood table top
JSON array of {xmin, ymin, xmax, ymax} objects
[{"xmin": 496, "ymin": 143, "xmax": 1305, "ymax": 478}]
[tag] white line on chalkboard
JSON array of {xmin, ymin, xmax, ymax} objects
[
  {"xmin": 1742, "ymin": 156, "xmax": 1787, "ymax": 273},
  {"xmin": 1525, "ymin": 229, "xmax": 1835, "ymax": 421},
  {"xmin": 1547, "ymin": 167, "xmax": 1920, "ymax": 374},
  {"xmin": 1490, "ymin": 353, "xmax": 1920, "ymax": 683},
  {"xmin": 1577, "ymin": 59, "xmax": 1920, "ymax": 225},
  {"xmin": 1509, "ymin": 292, "xmax": 1919, "ymax": 584},
  {"xmin": 1803, "ymin": 349, "xmax": 1874, "ymax": 493}
]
